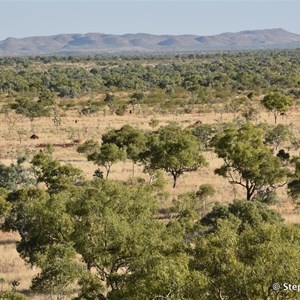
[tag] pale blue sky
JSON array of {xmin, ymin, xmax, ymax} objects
[{"xmin": 0, "ymin": 1, "xmax": 299, "ymax": 40}]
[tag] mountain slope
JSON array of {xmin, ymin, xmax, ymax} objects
[{"xmin": 1, "ymin": 28, "xmax": 300, "ymax": 56}]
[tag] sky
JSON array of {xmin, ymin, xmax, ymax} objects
[{"xmin": 0, "ymin": 1, "xmax": 299, "ymax": 40}]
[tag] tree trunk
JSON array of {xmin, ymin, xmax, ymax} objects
[
  {"xmin": 172, "ymin": 174, "xmax": 177, "ymax": 188},
  {"xmin": 246, "ymin": 188, "xmax": 251, "ymax": 200},
  {"xmin": 246, "ymin": 180, "xmax": 252, "ymax": 200},
  {"xmin": 106, "ymin": 166, "xmax": 110, "ymax": 178},
  {"xmin": 246, "ymin": 180, "xmax": 255, "ymax": 200}
]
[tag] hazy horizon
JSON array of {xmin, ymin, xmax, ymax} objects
[
  {"xmin": 0, "ymin": 1, "xmax": 299, "ymax": 40},
  {"xmin": 1, "ymin": 27, "xmax": 298, "ymax": 41}
]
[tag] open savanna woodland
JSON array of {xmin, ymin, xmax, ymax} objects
[{"xmin": 1, "ymin": 50, "xmax": 300, "ymax": 300}]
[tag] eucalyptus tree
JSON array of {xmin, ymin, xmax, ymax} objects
[
  {"xmin": 212, "ymin": 123, "xmax": 288, "ymax": 201},
  {"xmin": 261, "ymin": 92, "xmax": 293, "ymax": 123},
  {"xmin": 140, "ymin": 124, "xmax": 207, "ymax": 188}
]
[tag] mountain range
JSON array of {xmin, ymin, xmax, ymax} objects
[{"xmin": 1, "ymin": 28, "xmax": 300, "ymax": 56}]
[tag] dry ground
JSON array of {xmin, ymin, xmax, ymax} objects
[{"xmin": 0, "ymin": 108, "xmax": 299, "ymax": 299}]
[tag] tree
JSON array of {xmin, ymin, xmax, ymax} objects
[
  {"xmin": 261, "ymin": 92, "xmax": 293, "ymax": 123},
  {"xmin": 51, "ymin": 107, "xmax": 62, "ymax": 133},
  {"xmin": 213, "ymin": 123, "xmax": 288, "ymax": 200},
  {"xmin": 87, "ymin": 143, "xmax": 126, "ymax": 178},
  {"xmin": 264, "ymin": 123, "xmax": 294, "ymax": 151},
  {"xmin": 58, "ymin": 86, "xmax": 77, "ymax": 98},
  {"xmin": 140, "ymin": 124, "xmax": 207, "ymax": 188},
  {"xmin": 187, "ymin": 200, "xmax": 298, "ymax": 300},
  {"xmin": 129, "ymin": 91, "xmax": 144, "ymax": 113},
  {"xmin": 0, "ymin": 156, "xmax": 33, "ymax": 191},
  {"xmin": 241, "ymin": 105, "xmax": 259, "ymax": 122},
  {"xmin": 77, "ymin": 140, "xmax": 100, "ymax": 156},
  {"xmin": 38, "ymin": 90, "xmax": 55, "ymax": 106},
  {"xmin": 235, "ymin": 223, "xmax": 300, "ymax": 300},
  {"xmin": 102, "ymin": 125, "xmax": 148, "ymax": 176},
  {"xmin": 200, "ymin": 200, "xmax": 283, "ymax": 231},
  {"xmin": 69, "ymin": 180, "xmax": 187, "ymax": 299},
  {"xmin": 31, "ymin": 152, "xmax": 83, "ymax": 192},
  {"xmin": 172, "ymin": 184, "xmax": 216, "ymax": 221},
  {"xmin": 30, "ymin": 244, "xmax": 84, "ymax": 298},
  {"xmin": 192, "ymin": 123, "xmax": 217, "ymax": 151},
  {"xmin": 0, "ymin": 176, "xmax": 184, "ymax": 299},
  {"xmin": 1, "ymin": 155, "xmax": 300, "ymax": 299},
  {"xmin": 1, "ymin": 187, "xmax": 85, "ymax": 298},
  {"xmin": 196, "ymin": 184, "xmax": 216, "ymax": 216},
  {"xmin": 287, "ymin": 156, "xmax": 300, "ymax": 200},
  {"xmin": 102, "ymin": 125, "xmax": 147, "ymax": 163},
  {"xmin": 11, "ymin": 98, "xmax": 50, "ymax": 122},
  {"xmin": 191, "ymin": 219, "xmax": 300, "ymax": 300}
]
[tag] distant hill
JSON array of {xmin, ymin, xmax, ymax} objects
[{"xmin": 1, "ymin": 28, "xmax": 300, "ymax": 56}]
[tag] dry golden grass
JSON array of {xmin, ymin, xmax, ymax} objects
[
  {"xmin": 0, "ymin": 232, "xmax": 44, "ymax": 299},
  {"xmin": 0, "ymin": 108, "xmax": 299, "ymax": 206},
  {"xmin": 0, "ymin": 107, "xmax": 300, "ymax": 298}
]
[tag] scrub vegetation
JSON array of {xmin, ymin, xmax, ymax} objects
[{"xmin": 0, "ymin": 50, "xmax": 300, "ymax": 299}]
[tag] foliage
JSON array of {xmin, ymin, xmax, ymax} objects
[
  {"xmin": 131, "ymin": 91, "xmax": 144, "ymax": 100},
  {"xmin": 191, "ymin": 219, "xmax": 300, "ymax": 300},
  {"xmin": 140, "ymin": 124, "xmax": 207, "ymax": 188},
  {"xmin": 31, "ymin": 152, "xmax": 83, "ymax": 192},
  {"xmin": 11, "ymin": 98, "xmax": 51, "ymax": 121},
  {"xmin": 200, "ymin": 200, "xmax": 283, "ymax": 231},
  {"xmin": 264, "ymin": 123, "xmax": 294, "ymax": 150},
  {"xmin": 31, "ymin": 244, "xmax": 84, "ymax": 297},
  {"xmin": 0, "ymin": 156, "xmax": 34, "ymax": 191},
  {"xmin": 87, "ymin": 143, "xmax": 126, "ymax": 178},
  {"xmin": 262, "ymin": 92, "xmax": 293, "ymax": 123},
  {"xmin": 0, "ymin": 153, "xmax": 299, "ymax": 299},
  {"xmin": 115, "ymin": 104, "xmax": 128, "ymax": 116},
  {"xmin": 213, "ymin": 123, "xmax": 288, "ymax": 200},
  {"xmin": 77, "ymin": 140, "xmax": 100, "ymax": 156},
  {"xmin": 1, "ymin": 50, "xmax": 300, "ymax": 113},
  {"xmin": 1, "ymin": 51, "xmax": 300, "ymax": 299},
  {"xmin": 287, "ymin": 156, "xmax": 300, "ymax": 200},
  {"xmin": 0, "ymin": 173, "xmax": 186, "ymax": 299},
  {"xmin": 0, "ymin": 291, "xmax": 29, "ymax": 300},
  {"xmin": 192, "ymin": 123, "xmax": 218, "ymax": 151},
  {"xmin": 102, "ymin": 124, "xmax": 148, "ymax": 163},
  {"xmin": 104, "ymin": 92, "xmax": 115, "ymax": 103},
  {"xmin": 38, "ymin": 90, "xmax": 55, "ymax": 106}
]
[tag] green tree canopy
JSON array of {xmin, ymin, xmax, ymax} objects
[
  {"xmin": 264, "ymin": 123, "xmax": 294, "ymax": 151},
  {"xmin": 11, "ymin": 97, "xmax": 51, "ymax": 121},
  {"xmin": 261, "ymin": 92, "xmax": 293, "ymax": 123},
  {"xmin": 87, "ymin": 143, "xmax": 126, "ymax": 178},
  {"xmin": 102, "ymin": 124, "xmax": 148, "ymax": 163},
  {"xmin": 31, "ymin": 152, "xmax": 83, "ymax": 192},
  {"xmin": 0, "ymin": 156, "xmax": 33, "ymax": 191},
  {"xmin": 140, "ymin": 124, "xmax": 207, "ymax": 188},
  {"xmin": 213, "ymin": 123, "xmax": 288, "ymax": 200},
  {"xmin": 77, "ymin": 139, "xmax": 100, "ymax": 156},
  {"xmin": 191, "ymin": 219, "xmax": 300, "ymax": 300},
  {"xmin": 0, "ymin": 177, "xmax": 187, "ymax": 299},
  {"xmin": 287, "ymin": 156, "xmax": 300, "ymax": 201},
  {"xmin": 200, "ymin": 199, "xmax": 283, "ymax": 231},
  {"xmin": 0, "ymin": 291, "xmax": 30, "ymax": 300},
  {"xmin": 38, "ymin": 90, "xmax": 55, "ymax": 106}
]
